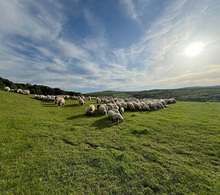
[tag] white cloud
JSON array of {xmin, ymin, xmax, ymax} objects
[
  {"xmin": 0, "ymin": 0, "xmax": 219, "ymax": 93},
  {"xmin": 119, "ymin": 0, "xmax": 151, "ymax": 25}
]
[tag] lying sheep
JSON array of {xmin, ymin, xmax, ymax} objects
[
  {"xmin": 86, "ymin": 104, "xmax": 96, "ymax": 115},
  {"xmin": 112, "ymin": 113, "xmax": 124, "ymax": 123}
]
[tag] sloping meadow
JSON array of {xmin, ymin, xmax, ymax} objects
[{"xmin": 0, "ymin": 90, "xmax": 220, "ymax": 194}]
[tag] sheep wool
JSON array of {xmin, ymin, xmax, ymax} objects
[
  {"xmin": 119, "ymin": 107, "xmax": 124, "ymax": 115},
  {"xmin": 56, "ymin": 96, "xmax": 65, "ymax": 106},
  {"xmin": 79, "ymin": 98, "xmax": 85, "ymax": 105},
  {"xmin": 107, "ymin": 110, "xmax": 116, "ymax": 119},
  {"xmin": 99, "ymin": 105, "xmax": 107, "ymax": 115},
  {"xmin": 112, "ymin": 113, "xmax": 124, "ymax": 123},
  {"xmin": 86, "ymin": 104, "xmax": 96, "ymax": 115},
  {"xmin": 4, "ymin": 86, "xmax": 10, "ymax": 92}
]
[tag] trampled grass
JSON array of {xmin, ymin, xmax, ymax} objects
[{"xmin": 0, "ymin": 90, "xmax": 220, "ymax": 194}]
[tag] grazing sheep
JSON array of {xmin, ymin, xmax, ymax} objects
[
  {"xmin": 121, "ymin": 102, "xmax": 128, "ymax": 110},
  {"xmin": 133, "ymin": 102, "xmax": 142, "ymax": 110},
  {"xmin": 127, "ymin": 102, "xmax": 135, "ymax": 111},
  {"xmin": 155, "ymin": 102, "xmax": 163, "ymax": 110},
  {"xmin": 112, "ymin": 109, "xmax": 119, "ymax": 113},
  {"xmin": 141, "ymin": 103, "xmax": 150, "ymax": 111},
  {"xmin": 107, "ymin": 110, "xmax": 116, "ymax": 119},
  {"xmin": 4, "ymin": 86, "xmax": 10, "ymax": 92},
  {"xmin": 119, "ymin": 107, "xmax": 124, "ymax": 115},
  {"xmin": 149, "ymin": 102, "xmax": 157, "ymax": 111},
  {"xmin": 55, "ymin": 96, "xmax": 65, "ymax": 106},
  {"xmin": 112, "ymin": 113, "xmax": 124, "ymax": 123},
  {"xmin": 86, "ymin": 104, "xmax": 96, "ymax": 115},
  {"xmin": 106, "ymin": 103, "xmax": 114, "ymax": 111},
  {"xmin": 99, "ymin": 105, "xmax": 107, "ymax": 115},
  {"xmin": 79, "ymin": 97, "xmax": 85, "ymax": 105},
  {"xmin": 96, "ymin": 97, "xmax": 101, "ymax": 103},
  {"xmin": 23, "ymin": 90, "xmax": 30, "ymax": 95},
  {"xmin": 17, "ymin": 89, "xmax": 23, "ymax": 94}
]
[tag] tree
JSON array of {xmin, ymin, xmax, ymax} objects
[{"xmin": 0, "ymin": 80, "xmax": 5, "ymax": 89}]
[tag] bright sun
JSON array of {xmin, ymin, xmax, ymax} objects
[{"xmin": 185, "ymin": 42, "xmax": 204, "ymax": 57}]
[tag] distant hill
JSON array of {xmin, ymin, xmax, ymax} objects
[{"xmin": 87, "ymin": 86, "xmax": 220, "ymax": 102}]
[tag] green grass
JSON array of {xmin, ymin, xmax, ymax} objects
[{"xmin": 0, "ymin": 90, "xmax": 220, "ymax": 194}]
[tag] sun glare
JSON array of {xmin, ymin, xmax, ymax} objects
[{"xmin": 185, "ymin": 42, "xmax": 204, "ymax": 57}]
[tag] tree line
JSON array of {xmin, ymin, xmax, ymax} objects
[{"xmin": 0, "ymin": 76, "xmax": 81, "ymax": 96}]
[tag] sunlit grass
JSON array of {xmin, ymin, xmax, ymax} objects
[{"xmin": 0, "ymin": 90, "xmax": 220, "ymax": 194}]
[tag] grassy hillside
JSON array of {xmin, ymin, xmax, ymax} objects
[
  {"xmin": 87, "ymin": 86, "xmax": 220, "ymax": 102},
  {"xmin": 0, "ymin": 90, "xmax": 220, "ymax": 194}
]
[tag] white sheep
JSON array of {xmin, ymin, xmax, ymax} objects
[
  {"xmin": 107, "ymin": 110, "xmax": 115, "ymax": 119},
  {"xmin": 79, "ymin": 97, "xmax": 85, "ymax": 105},
  {"xmin": 119, "ymin": 107, "xmax": 124, "ymax": 115},
  {"xmin": 133, "ymin": 102, "xmax": 142, "ymax": 110},
  {"xmin": 121, "ymin": 102, "xmax": 128, "ymax": 110},
  {"xmin": 112, "ymin": 113, "xmax": 124, "ymax": 123},
  {"xmin": 99, "ymin": 105, "xmax": 107, "ymax": 115},
  {"xmin": 23, "ymin": 90, "xmax": 30, "ymax": 95},
  {"xmin": 86, "ymin": 104, "xmax": 96, "ymax": 115},
  {"xmin": 55, "ymin": 96, "xmax": 65, "ymax": 106},
  {"xmin": 17, "ymin": 89, "xmax": 23, "ymax": 94},
  {"xmin": 96, "ymin": 97, "xmax": 101, "ymax": 103},
  {"xmin": 127, "ymin": 102, "xmax": 135, "ymax": 111},
  {"xmin": 4, "ymin": 86, "xmax": 10, "ymax": 92}
]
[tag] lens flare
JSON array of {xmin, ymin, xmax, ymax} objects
[{"xmin": 185, "ymin": 42, "xmax": 204, "ymax": 57}]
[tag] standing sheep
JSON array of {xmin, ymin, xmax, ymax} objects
[
  {"xmin": 99, "ymin": 105, "xmax": 107, "ymax": 115},
  {"xmin": 79, "ymin": 97, "xmax": 85, "ymax": 105},
  {"xmin": 4, "ymin": 86, "xmax": 10, "ymax": 92},
  {"xmin": 23, "ymin": 90, "xmax": 30, "ymax": 95},
  {"xmin": 111, "ymin": 113, "xmax": 124, "ymax": 123},
  {"xmin": 55, "ymin": 96, "xmax": 65, "ymax": 106},
  {"xmin": 119, "ymin": 107, "xmax": 124, "ymax": 115},
  {"xmin": 127, "ymin": 102, "xmax": 135, "ymax": 111},
  {"xmin": 96, "ymin": 97, "xmax": 101, "ymax": 104},
  {"xmin": 86, "ymin": 104, "xmax": 96, "ymax": 115}
]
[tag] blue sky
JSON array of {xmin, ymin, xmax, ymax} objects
[{"xmin": 0, "ymin": 0, "xmax": 220, "ymax": 93}]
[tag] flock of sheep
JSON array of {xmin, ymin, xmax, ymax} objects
[
  {"xmin": 4, "ymin": 86, "xmax": 30, "ymax": 95},
  {"xmin": 34, "ymin": 93, "xmax": 176, "ymax": 123},
  {"xmin": 3, "ymin": 86, "xmax": 176, "ymax": 123},
  {"xmin": 85, "ymin": 96, "xmax": 176, "ymax": 123}
]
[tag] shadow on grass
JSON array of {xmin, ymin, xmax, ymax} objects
[
  {"xmin": 66, "ymin": 113, "xmax": 106, "ymax": 120},
  {"xmin": 64, "ymin": 103, "xmax": 80, "ymax": 108},
  {"xmin": 41, "ymin": 103, "xmax": 57, "ymax": 107},
  {"xmin": 91, "ymin": 117, "xmax": 117, "ymax": 129},
  {"xmin": 66, "ymin": 114, "xmax": 85, "ymax": 120}
]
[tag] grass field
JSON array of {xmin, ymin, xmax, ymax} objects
[{"xmin": 0, "ymin": 90, "xmax": 220, "ymax": 194}]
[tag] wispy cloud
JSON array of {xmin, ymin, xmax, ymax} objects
[{"xmin": 0, "ymin": 0, "xmax": 219, "ymax": 93}]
